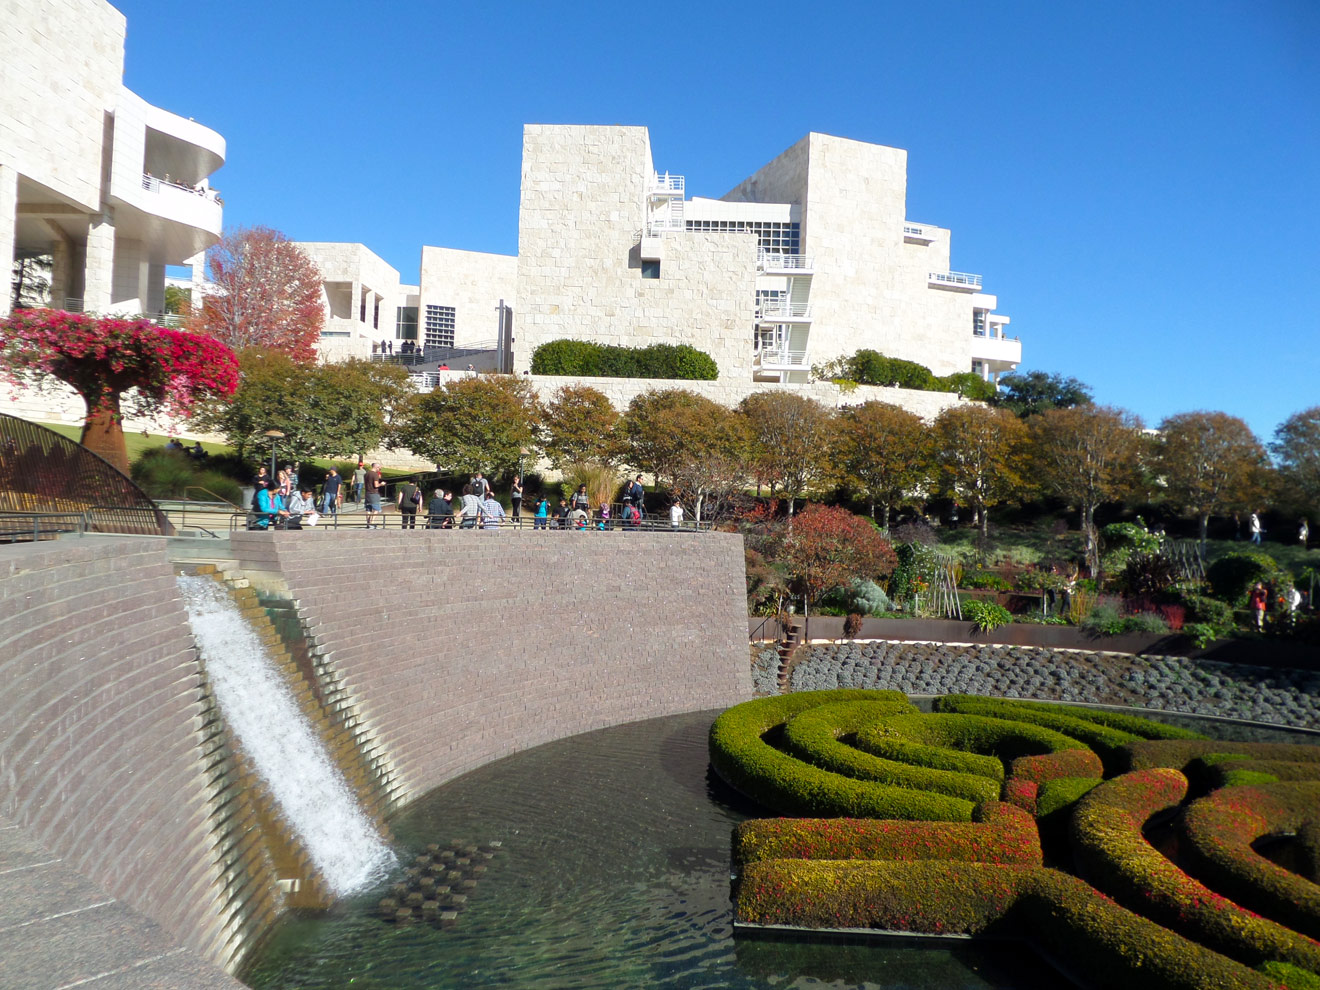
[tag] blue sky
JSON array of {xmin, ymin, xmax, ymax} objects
[{"xmin": 117, "ymin": 0, "xmax": 1318, "ymax": 441}]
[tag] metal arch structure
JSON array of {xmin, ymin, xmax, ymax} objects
[{"xmin": 0, "ymin": 413, "xmax": 172, "ymax": 537}]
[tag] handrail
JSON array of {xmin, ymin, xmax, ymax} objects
[
  {"xmin": 928, "ymin": 270, "xmax": 982, "ymax": 288},
  {"xmin": 757, "ymin": 251, "xmax": 814, "ymax": 272},
  {"xmin": 229, "ymin": 510, "xmax": 712, "ymax": 534},
  {"xmin": 183, "ymin": 486, "xmax": 240, "ymax": 508},
  {"xmin": 756, "ymin": 300, "xmax": 812, "ymax": 320},
  {"xmin": 650, "ymin": 171, "xmax": 685, "ymax": 194}
]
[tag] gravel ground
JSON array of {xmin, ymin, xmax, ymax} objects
[
  {"xmin": 751, "ymin": 646, "xmax": 781, "ymax": 695},
  {"xmin": 782, "ymin": 641, "xmax": 1320, "ymax": 731}
]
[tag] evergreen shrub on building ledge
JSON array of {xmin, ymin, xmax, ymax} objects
[
  {"xmin": 813, "ymin": 348, "xmax": 997, "ymax": 399},
  {"xmin": 530, "ymin": 339, "xmax": 719, "ymax": 380}
]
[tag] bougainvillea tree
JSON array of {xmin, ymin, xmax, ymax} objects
[
  {"xmin": 190, "ymin": 226, "xmax": 325, "ymax": 363},
  {"xmin": 0, "ymin": 308, "xmax": 240, "ymax": 473}
]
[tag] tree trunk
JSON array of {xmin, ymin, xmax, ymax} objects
[
  {"xmin": 79, "ymin": 391, "xmax": 131, "ymax": 475},
  {"xmin": 979, "ymin": 501, "xmax": 989, "ymax": 539},
  {"xmin": 1199, "ymin": 512, "xmax": 1210, "ymax": 549},
  {"xmin": 1083, "ymin": 501, "xmax": 1099, "ymax": 577},
  {"xmin": 882, "ymin": 503, "xmax": 891, "ymax": 531}
]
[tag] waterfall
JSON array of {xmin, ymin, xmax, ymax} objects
[{"xmin": 176, "ymin": 575, "xmax": 395, "ymax": 897}]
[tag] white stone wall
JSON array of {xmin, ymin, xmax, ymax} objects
[
  {"xmin": 515, "ymin": 125, "xmax": 757, "ymax": 378},
  {"xmin": 0, "ymin": 0, "xmax": 125, "ymax": 213},
  {"xmin": 297, "ymin": 242, "xmax": 404, "ymax": 349},
  {"xmin": 417, "ymin": 246, "xmax": 516, "ymax": 348}
]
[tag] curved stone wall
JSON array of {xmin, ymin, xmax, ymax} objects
[{"xmin": 230, "ymin": 529, "xmax": 753, "ymax": 808}]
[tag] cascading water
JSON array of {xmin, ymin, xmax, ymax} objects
[{"xmin": 177, "ymin": 575, "xmax": 395, "ymax": 897}]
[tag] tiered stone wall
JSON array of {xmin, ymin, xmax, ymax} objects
[
  {"xmin": 0, "ymin": 539, "xmax": 241, "ymax": 984},
  {"xmin": 229, "ymin": 528, "xmax": 753, "ymax": 807}
]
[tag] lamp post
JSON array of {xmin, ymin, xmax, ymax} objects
[{"xmin": 263, "ymin": 429, "xmax": 285, "ymax": 479}]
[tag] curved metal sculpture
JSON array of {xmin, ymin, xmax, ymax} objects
[{"xmin": 0, "ymin": 413, "xmax": 171, "ymax": 538}]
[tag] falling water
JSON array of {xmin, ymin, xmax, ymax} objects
[{"xmin": 177, "ymin": 575, "xmax": 395, "ymax": 897}]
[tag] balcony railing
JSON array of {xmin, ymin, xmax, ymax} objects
[
  {"xmin": 650, "ymin": 171, "xmax": 684, "ymax": 194},
  {"xmin": 756, "ymin": 300, "xmax": 812, "ymax": 321},
  {"xmin": 757, "ymin": 250, "xmax": 814, "ymax": 273},
  {"xmin": 903, "ymin": 224, "xmax": 936, "ymax": 241},
  {"xmin": 754, "ymin": 348, "xmax": 810, "ymax": 368},
  {"xmin": 142, "ymin": 173, "xmax": 222, "ymax": 203},
  {"xmin": 928, "ymin": 270, "xmax": 982, "ymax": 289}
]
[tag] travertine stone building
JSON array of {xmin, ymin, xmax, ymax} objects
[
  {"xmin": 0, "ymin": 0, "xmax": 225, "ymax": 318},
  {"xmin": 295, "ymin": 241, "xmax": 417, "ymax": 362}
]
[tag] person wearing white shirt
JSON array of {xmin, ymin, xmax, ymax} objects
[{"xmin": 670, "ymin": 502, "xmax": 684, "ymax": 529}]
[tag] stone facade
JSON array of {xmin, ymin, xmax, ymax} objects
[
  {"xmin": 229, "ymin": 528, "xmax": 753, "ymax": 805},
  {"xmin": 418, "ymin": 246, "xmax": 516, "ymax": 350},
  {"xmin": 296, "ymin": 241, "xmax": 411, "ymax": 362}
]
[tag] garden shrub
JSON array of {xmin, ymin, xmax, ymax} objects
[
  {"xmin": 131, "ymin": 449, "xmax": 243, "ymax": 504},
  {"xmin": 1192, "ymin": 756, "xmax": 1320, "ymax": 788},
  {"xmin": 1070, "ymin": 769, "xmax": 1320, "ymax": 973},
  {"xmin": 961, "ymin": 569, "xmax": 1013, "ymax": 591},
  {"xmin": 935, "ymin": 371, "xmax": 998, "ymax": 400},
  {"xmin": 856, "ymin": 712, "xmax": 1090, "ymax": 773},
  {"xmin": 707, "ymin": 691, "xmax": 977, "ymax": 821},
  {"xmin": 1207, "ymin": 551, "xmax": 1287, "ymax": 606},
  {"xmin": 1178, "ymin": 782, "xmax": 1320, "ymax": 941},
  {"xmin": 1080, "ymin": 602, "xmax": 1126, "ymax": 636},
  {"xmin": 821, "ymin": 578, "xmax": 892, "ymax": 616},
  {"xmin": 733, "ymin": 801, "xmax": 1042, "ymax": 867},
  {"xmin": 1124, "ymin": 740, "xmax": 1320, "ymax": 774},
  {"xmin": 1036, "ymin": 776, "xmax": 1102, "ymax": 817},
  {"xmin": 1177, "ymin": 591, "xmax": 1237, "ymax": 627},
  {"xmin": 964, "ymin": 599, "xmax": 1012, "ymax": 632},
  {"xmin": 1119, "ymin": 610, "xmax": 1172, "ymax": 635},
  {"xmin": 1003, "ymin": 777, "xmax": 1038, "ymax": 813},
  {"xmin": 1261, "ymin": 962, "xmax": 1320, "ymax": 990},
  {"xmin": 529, "ymin": 338, "xmax": 719, "ymax": 380},
  {"xmin": 1009, "ymin": 748, "xmax": 1105, "ymax": 785},
  {"xmin": 735, "ymin": 859, "xmax": 1282, "ymax": 990},
  {"xmin": 779, "ymin": 703, "xmax": 1002, "ymax": 804}
]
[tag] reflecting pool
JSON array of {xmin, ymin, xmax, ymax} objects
[{"xmin": 243, "ymin": 709, "xmax": 1067, "ymax": 989}]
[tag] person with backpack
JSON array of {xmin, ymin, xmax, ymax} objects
[
  {"xmin": 621, "ymin": 496, "xmax": 640, "ymax": 530},
  {"xmin": 628, "ymin": 474, "xmax": 646, "ymax": 518},
  {"xmin": 396, "ymin": 479, "xmax": 421, "ymax": 529}
]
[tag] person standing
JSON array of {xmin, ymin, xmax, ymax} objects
[
  {"xmin": 471, "ymin": 472, "xmax": 491, "ymax": 500},
  {"xmin": 570, "ymin": 484, "xmax": 590, "ymax": 515},
  {"xmin": 1250, "ymin": 511, "xmax": 1263, "ymax": 545},
  {"xmin": 1248, "ymin": 582, "xmax": 1268, "ymax": 631},
  {"xmin": 1301, "ymin": 518, "xmax": 1310, "ymax": 549},
  {"xmin": 459, "ymin": 484, "xmax": 482, "ymax": 529},
  {"xmin": 480, "ymin": 490, "xmax": 506, "ymax": 529},
  {"xmin": 396, "ymin": 479, "xmax": 420, "ymax": 529},
  {"xmin": 427, "ymin": 489, "xmax": 451, "ymax": 529},
  {"xmin": 321, "ymin": 468, "xmax": 342, "ymax": 518},
  {"xmin": 510, "ymin": 475, "xmax": 523, "ymax": 526},
  {"xmin": 670, "ymin": 501, "xmax": 684, "ymax": 529},
  {"xmin": 629, "ymin": 474, "xmax": 646, "ymax": 518},
  {"xmin": 352, "ymin": 462, "xmax": 366, "ymax": 504},
  {"xmin": 533, "ymin": 495, "xmax": 550, "ymax": 530},
  {"xmin": 364, "ymin": 462, "xmax": 385, "ymax": 529},
  {"xmin": 553, "ymin": 498, "xmax": 570, "ymax": 530}
]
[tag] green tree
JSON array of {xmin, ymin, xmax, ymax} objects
[
  {"xmin": 835, "ymin": 401, "xmax": 932, "ymax": 529},
  {"xmin": 395, "ymin": 374, "xmax": 540, "ymax": 474},
  {"xmin": 1272, "ymin": 406, "xmax": 1320, "ymax": 518},
  {"xmin": 539, "ymin": 383, "xmax": 620, "ymax": 468},
  {"xmin": 739, "ymin": 391, "xmax": 834, "ymax": 519},
  {"xmin": 932, "ymin": 404, "xmax": 1030, "ymax": 538},
  {"xmin": 1157, "ymin": 411, "xmax": 1271, "ymax": 545},
  {"xmin": 196, "ymin": 350, "xmax": 413, "ymax": 461},
  {"xmin": 992, "ymin": 370, "xmax": 1093, "ymax": 418},
  {"xmin": 1028, "ymin": 405, "xmax": 1145, "ymax": 575}
]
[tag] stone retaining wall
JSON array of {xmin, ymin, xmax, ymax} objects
[{"xmin": 229, "ymin": 528, "xmax": 753, "ymax": 806}]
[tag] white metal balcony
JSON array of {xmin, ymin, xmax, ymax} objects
[
  {"xmin": 754, "ymin": 347, "xmax": 810, "ymax": 371},
  {"xmin": 970, "ymin": 329, "xmax": 1022, "ymax": 368},
  {"xmin": 903, "ymin": 223, "xmax": 936, "ymax": 243},
  {"xmin": 649, "ymin": 171, "xmax": 684, "ymax": 195},
  {"xmin": 756, "ymin": 300, "xmax": 812, "ymax": 322},
  {"xmin": 928, "ymin": 270, "xmax": 983, "ymax": 290},
  {"xmin": 757, "ymin": 250, "xmax": 814, "ymax": 274}
]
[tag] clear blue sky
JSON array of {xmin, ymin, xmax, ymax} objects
[{"xmin": 116, "ymin": 0, "xmax": 1318, "ymax": 442}]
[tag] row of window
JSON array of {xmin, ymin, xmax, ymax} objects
[
  {"xmin": 424, "ymin": 304, "xmax": 456, "ymax": 348},
  {"xmin": 684, "ymin": 219, "xmax": 801, "ymax": 254}
]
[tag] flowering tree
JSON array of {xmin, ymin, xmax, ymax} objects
[
  {"xmin": 771, "ymin": 504, "xmax": 898, "ymax": 617},
  {"xmin": 191, "ymin": 227, "xmax": 324, "ymax": 363},
  {"xmin": 0, "ymin": 308, "xmax": 239, "ymax": 473}
]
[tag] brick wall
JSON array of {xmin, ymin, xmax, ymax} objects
[
  {"xmin": 230, "ymin": 528, "xmax": 753, "ymax": 805},
  {"xmin": 0, "ymin": 539, "xmax": 237, "ymax": 974}
]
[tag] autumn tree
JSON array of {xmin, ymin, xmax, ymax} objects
[
  {"xmin": 195, "ymin": 350, "xmax": 413, "ymax": 461},
  {"xmin": 835, "ymin": 401, "xmax": 932, "ymax": 528},
  {"xmin": 0, "ymin": 308, "xmax": 238, "ymax": 473},
  {"xmin": 992, "ymin": 370, "xmax": 1093, "ymax": 418},
  {"xmin": 1272, "ymin": 406, "xmax": 1320, "ymax": 517},
  {"xmin": 621, "ymin": 389, "xmax": 749, "ymax": 521},
  {"xmin": 771, "ymin": 504, "xmax": 898, "ymax": 617},
  {"xmin": 739, "ymin": 391, "xmax": 834, "ymax": 519},
  {"xmin": 539, "ymin": 383, "xmax": 620, "ymax": 468},
  {"xmin": 1028, "ymin": 405, "xmax": 1145, "ymax": 574},
  {"xmin": 1157, "ymin": 411, "xmax": 1271, "ymax": 545},
  {"xmin": 191, "ymin": 227, "xmax": 324, "ymax": 362},
  {"xmin": 931, "ymin": 404, "xmax": 1029, "ymax": 538},
  {"xmin": 395, "ymin": 374, "xmax": 540, "ymax": 474}
]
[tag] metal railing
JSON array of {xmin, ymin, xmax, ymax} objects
[
  {"xmin": 903, "ymin": 224, "xmax": 935, "ymax": 239},
  {"xmin": 928, "ymin": 270, "xmax": 983, "ymax": 289},
  {"xmin": 650, "ymin": 172, "xmax": 685, "ymax": 194},
  {"xmin": 754, "ymin": 348, "xmax": 810, "ymax": 368},
  {"xmin": 756, "ymin": 300, "xmax": 812, "ymax": 320},
  {"xmin": 757, "ymin": 251, "xmax": 814, "ymax": 272},
  {"xmin": 141, "ymin": 173, "xmax": 221, "ymax": 202},
  {"xmin": 0, "ymin": 506, "xmax": 172, "ymax": 542},
  {"xmin": 230, "ymin": 508, "xmax": 711, "ymax": 534}
]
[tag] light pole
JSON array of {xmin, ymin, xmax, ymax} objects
[{"xmin": 263, "ymin": 429, "xmax": 285, "ymax": 479}]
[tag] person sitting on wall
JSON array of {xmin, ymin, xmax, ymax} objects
[
  {"xmin": 286, "ymin": 487, "xmax": 318, "ymax": 529},
  {"xmin": 254, "ymin": 480, "xmax": 290, "ymax": 530},
  {"xmin": 188, "ymin": 442, "xmax": 207, "ymax": 460}
]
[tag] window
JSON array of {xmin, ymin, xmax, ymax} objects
[
  {"xmin": 396, "ymin": 306, "xmax": 419, "ymax": 341},
  {"xmin": 972, "ymin": 310, "xmax": 987, "ymax": 336},
  {"xmin": 685, "ymin": 219, "xmax": 801, "ymax": 254},
  {"xmin": 971, "ymin": 360, "xmax": 985, "ymax": 377},
  {"xmin": 424, "ymin": 304, "xmax": 456, "ymax": 348},
  {"xmin": 641, "ymin": 261, "xmax": 660, "ymax": 279}
]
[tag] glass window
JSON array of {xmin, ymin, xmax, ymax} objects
[
  {"xmin": 424, "ymin": 304, "xmax": 456, "ymax": 347},
  {"xmin": 641, "ymin": 261, "xmax": 660, "ymax": 279}
]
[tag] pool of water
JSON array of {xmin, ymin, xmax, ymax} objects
[{"xmin": 242, "ymin": 710, "xmax": 1065, "ymax": 989}]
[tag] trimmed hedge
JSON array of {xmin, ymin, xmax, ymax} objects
[
  {"xmin": 708, "ymin": 691, "xmax": 976, "ymax": 821},
  {"xmin": 733, "ymin": 801, "xmax": 1042, "ymax": 867},
  {"xmin": 1003, "ymin": 777, "xmax": 1038, "ymax": 813},
  {"xmin": 529, "ymin": 338, "xmax": 719, "ymax": 380},
  {"xmin": 779, "ymin": 703, "xmax": 1001, "ymax": 805},
  {"xmin": 1070, "ymin": 769, "xmax": 1320, "ymax": 973},
  {"xmin": 734, "ymin": 859, "xmax": 1282, "ymax": 990},
  {"xmin": 1036, "ymin": 777, "xmax": 1103, "ymax": 817},
  {"xmin": 1179, "ymin": 782, "xmax": 1320, "ymax": 941},
  {"xmin": 1192, "ymin": 755, "xmax": 1320, "ymax": 789},
  {"xmin": 1009, "ymin": 748, "xmax": 1105, "ymax": 785},
  {"xmin": 1126, "ymin": 740, "xmax": 1320, "ymax": 774},
  {"xmin": 855, "ymin": 711, "xmax": 1090, "ymax": 773}
]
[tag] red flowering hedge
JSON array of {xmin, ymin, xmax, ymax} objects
[
  {"xmin": 0, "ymin": 308, "xmax": 239, "ymax": 416},
  {"xmin": 1003, "ymin": 777, "xmax": 1038, "ymax": 813},
  {"xmin": 1179, "ymin": 782, "xmax": 1320, "ymax": 941},
  {"xmin": 779, "ymin": 703, "xmax": 1001, "ymax": 805},
  {"xmin": 1070, "ymin": 768, "xmax": 1320, "ymax": 973},
  {"xmin": 708, "ymin": 691, "xmax": 976, "ymax": 821},
  {"xmin": 1010, "ymin": 748, "xmax": 1104, "ymax": 784},
  {"xmin": 734, "ymin": 859, "xmax": 1284, "ymax": 990},
  {"xmin": 733, "ymin": 801, "xmax": 1041, "ymax": 867},
  {"xmin": 1191, "ymin": 754, "xmax": 1320, "ymax": 790},
  {"xmin": 1126, "ymin": 740, "xmax": 1320, "ymax": 774}
]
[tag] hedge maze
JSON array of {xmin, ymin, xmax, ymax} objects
[{"xmin": 710, "ymin": 691, "xmax": 1320, "ymax": 990}]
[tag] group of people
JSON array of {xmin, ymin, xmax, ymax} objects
[{"xmin": 164, "ymin": 437, "xmax": 208, "ymax": 461}]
